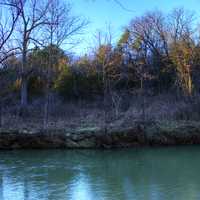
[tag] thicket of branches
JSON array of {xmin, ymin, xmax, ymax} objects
[{"xmin": 1, "ymin": 3, "xmax": 200, "ymax": 129}]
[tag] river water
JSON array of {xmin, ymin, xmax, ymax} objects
[{"xmin": 0, "ymin": 146, "xmax": 200, "ymax": 200}]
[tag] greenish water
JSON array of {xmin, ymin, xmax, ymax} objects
[{"xmin": 0, "ymin": 147, "xmax": 200, "ymax": 200}]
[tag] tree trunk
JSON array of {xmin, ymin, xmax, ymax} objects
[
  {"xmin": 0, "ymin": 101, "xmax": 2, "ymax": 128},
  {"xmin": 21, "ymin": 76, "xmax": 28, "ymax": 108},
  {"xmin": 141, "ymin": 77, "xmax": 146, "ymax": 122},
  {"xmin": 103, "ymin": 65, "xmax": 109, "ymax": 133},
  {"xmin": 43, "ymin": 85, "xmax": 50, "ymax": 129},
  {"xmin": 20, "ymin": 39, "xmax": 28, "ymax": 109},
  {"xmin": 43, "ymin": 40, "xmax": 52, "ymax": 129}
]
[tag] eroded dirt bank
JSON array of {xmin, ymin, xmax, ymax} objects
[{"xmin": 0, "ymin": 121, "xmax": 200, "ymax": 149}]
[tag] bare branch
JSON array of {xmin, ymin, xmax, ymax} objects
[{"xmin": 112, "ymin": 0, "xmax": 134, "ymax": 12}]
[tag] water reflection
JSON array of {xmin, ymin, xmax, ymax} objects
[{"xmin": 0, "ymin": 147, "xmax": 200, "ymax": 200}]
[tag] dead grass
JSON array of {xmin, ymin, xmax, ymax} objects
[{"xmin": 1, "ymin": 93, "xmax": 200, "ymax": 131}]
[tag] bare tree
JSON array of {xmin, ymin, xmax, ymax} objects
[
  {"xmin": 168, "ymin": 8, "xmax": 194, "ymax": 44},
  {"xmin": 12, "ymin": 0, "xmax": 51, "ymax": 110},
  {"xmin": 42, "ymin": 0, "xmax": 88, "ymax": 128},
  {"xmin": 168, "ymin": 8, "xmax": 195, "ymax": 96},
  {"xmin": 0, "ymin": 0, "xmax": 20, "ymax": 127},
  {"xmin": 0, "ymin": 0, "xmax": 20, "ymax": 64},
  {"xmin": 92, "ymin": 26, "xmax": 114, "ymax": 130},
  {"xmin": 129, "ymin": 11, "xmax": 170, "ymax": 62}
]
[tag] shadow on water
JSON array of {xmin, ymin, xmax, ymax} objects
[{"xmin": 0, "ymin": 146, "xmax": 200, "ymax": 200}]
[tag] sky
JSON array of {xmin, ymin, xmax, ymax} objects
[{"xmin": 68, "ymin": 0, "xmax": 200, "ymax": 55}]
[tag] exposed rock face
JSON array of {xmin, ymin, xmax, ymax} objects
[{"xmin": 1, "ymin": 121, "xmax": 200, "ymax": 149}]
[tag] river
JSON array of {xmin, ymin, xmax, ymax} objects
[{"xmin": 0, "ymin": 146, "xmax": 200, "ymax": 200}]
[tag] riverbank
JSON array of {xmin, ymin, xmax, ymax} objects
[{"xmin": 0, "ymin": 121, "xmax": 200, "ymax": 149}]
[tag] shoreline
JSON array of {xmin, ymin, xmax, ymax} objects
[{"xmin": 0, "ymin": 121, "xmax": 200, "ymax": 149}]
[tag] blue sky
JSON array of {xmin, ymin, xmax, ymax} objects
[{"xmin": 68, "ymin": 0, "xmax": 200, "ymax": 55}]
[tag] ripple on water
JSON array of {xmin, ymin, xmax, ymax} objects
[{"xmin": 0, "ymin": 147, "xmax": 200, "ymax": 200}]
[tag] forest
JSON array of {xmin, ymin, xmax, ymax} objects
[
  {"xmin": 1, "ymin": 0, "xmax": 200, "ymax": 130},
  {"xmin": 1, "ymin": 1, "xmax": 200, "ymax": 199}
]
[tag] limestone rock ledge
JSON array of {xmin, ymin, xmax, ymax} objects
[{"xmin": 0, "ymin": 121, "xmax": 200, "ymax": 149}]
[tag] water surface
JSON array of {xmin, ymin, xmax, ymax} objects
[{"xmin": 0, "ymin": 146, "xmax": 200, "ymax": 200}]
